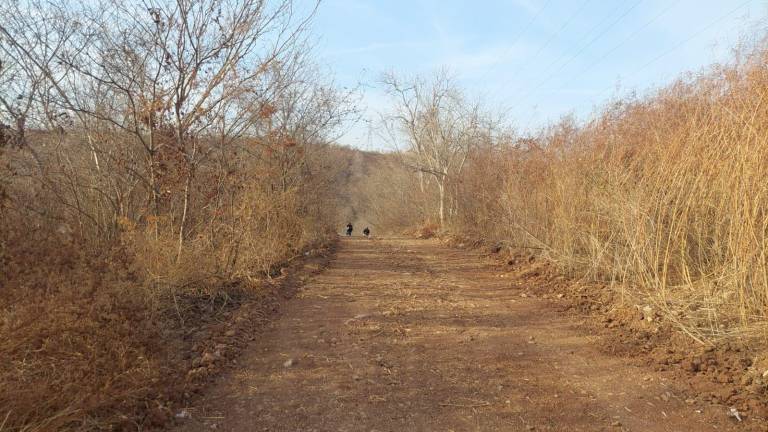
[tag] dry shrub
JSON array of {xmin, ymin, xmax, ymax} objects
[
  {"xmin": 416, "ymin": 223, "xmax": 440, "ymax": 239},
  {"xmin": 0, "ymin": 135, "xmax": 350, "ymax": 431},
  {"xmin": 0, "ymin": 0, "xmax": 353, "ymax": 428},
  {"xmin": 354, "ymin": 155, "xmax": 436, "ymax": 234},
  {"xmin": 452, "ymin": 143, "xmax": 514, "ymax": 241},
  {"xmin": 373, "ymin": 40, "xmax": 768, "ymax": 342},
  {"xmin": 225, "ymin": 186, "xmax": 306, "ymax": 277},
  {"xmin": 0, "ymin": 152, "xmax": 343, "ymax": 431},
  {"xmin": 488, "ymin": 44, "xmax": 768, "ymax": 341}
]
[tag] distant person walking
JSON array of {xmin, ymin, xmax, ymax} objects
[
  {"xmin": 345, "ymin": 223, "xmax": 353, "ymax": 236},
  {"xmin": 363, "ymin": 227, "xmax": 370, "ymax": 237}
]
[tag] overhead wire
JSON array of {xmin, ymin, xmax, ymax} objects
[
  {"xmin": 476, "ymin": 0, "xmax": 554, "ymax": 82},
  {"xmin": 484, "ymin": 0, "xmax": 592, "ymax": 98},
  {"xmin": 515, "ymin": 0, "xmax": 646, "ymax": 105},
  {"xmin": 590, "ymin": 0, "xmax": 753, "ymax": 103},
  {"xmin": 518, "ymin": 0, "xmax": 754, "ymax": 133},
  {"xmin": 500, "ymin": 0, "xmax": 626, "ymax": 98},
  {"xmin": 557, "ymin": 0, "xmax": 683, "ymax": 91}
]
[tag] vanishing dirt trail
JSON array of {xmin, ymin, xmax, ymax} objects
[{"xmin": 175, "ymin": 238, "xmax": 742, "ymax": 432}]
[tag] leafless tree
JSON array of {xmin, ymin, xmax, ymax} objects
[
  {"xmin": 1, "ymin": 0, "xmax": 331, "ymax": 257},
  {"xmin": 380, "ymin": 69, "xmax": 485, "ymax": 227}
]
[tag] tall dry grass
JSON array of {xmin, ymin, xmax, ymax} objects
[
  {"xmin": 372, "ymin": 42, "xmax": 768, "ymax": 342},
  {"xmin": 483, "ymin": 45, "xmax": 768, "ymax": 341}
]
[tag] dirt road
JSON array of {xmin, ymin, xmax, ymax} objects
[{"xmin": 174, "ymin": 238, "xmax": 747, "ymax": 431}]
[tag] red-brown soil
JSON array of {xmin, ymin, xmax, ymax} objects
[{"xmin": 169, "ymin": 237, "xmax": 766, "ymax": 431}]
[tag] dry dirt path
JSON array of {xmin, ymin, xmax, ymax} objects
[{"xmin": 173, "ymin": 237, "xmax": 745, "ymax": 432}]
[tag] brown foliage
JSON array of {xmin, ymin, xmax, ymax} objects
[{"xmin": 0, "ymin": 0, "xmax": 355, "ymax": 429}]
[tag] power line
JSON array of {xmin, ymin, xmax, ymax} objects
[
  {"xmin": 487, "ymin": 0, "xmax": 592, "ymax": 96},
  {"xmin": 517, "ymin": 0, "xmax": 754, "ymax": 133},
  {"xmin": 502, "ymin": 0, "xmax": 625, "ymax": 96},
  {"xmin": 477, "ymin": 0, "xmax": 554, "ymax": 82},
  {"xmin": 593, "ymin": 0, "xmax": 752, "ymax": 101},
  {"xmin": 522, "ymin": 0, "xmax": 682, "ymax": 123},
  {"xmin": 516, "ymin": 0, "xmax": 645, "ymax": 105},
  {"xmin": 558, "ymin": 0, "xmax": 683, "ymax": 90},
  {"xmin": 519, "ymin": 0, "xmax": 593, "ymax": 71},
  {"xmin": 496, "ymin": 1, "xmax": 629, "ymax": 128}
]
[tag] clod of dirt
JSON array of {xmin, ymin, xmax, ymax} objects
[
  {"xmin": 488, "ymin": 243, "xmax": 503, "ymax": 254},
  {"xmin": 201, "ymin": 352, "xmax": 218, "ymax": 365},
  {"xmin": 682, "ymin": 358, "xmax": 702, "ymax": 373},
  {"xmin": 147, "ymin": 407, "xmax": 171, "ymax": 426},
  {"xmin": 718, "ymin": 373, "xmax": 733, "ymax": 384},
  {"xmin": 642, "ymin": 306, "xmax": 655, "ymax": 322}
]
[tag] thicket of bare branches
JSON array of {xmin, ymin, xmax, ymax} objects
[
  {"xmin": 382, "ymin": 71, "xmax": 504, "ymax": 227},
  {"xmin": 373, "ymin": 70, "xmax": 506, "ymax": 234},
  {"xmin": 0, "ymin": 0, "xmax": 356, "ymax": 429}
]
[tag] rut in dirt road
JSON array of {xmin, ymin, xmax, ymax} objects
[{"xmin": 174, "ymin": 238, "xmax": 745, "ymax": 432}]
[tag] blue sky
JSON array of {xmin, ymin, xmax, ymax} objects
[{"xmin": 310, "ymin": 0, "xmax": 767, "ymax": 150}]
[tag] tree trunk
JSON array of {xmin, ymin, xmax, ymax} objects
[
  {"xmin": 437, "ymin": 179, "xmax": 445, "ymax": 227},
  {"xmin": 176, "ymin": 170, "xmax": 192, "ymax": 263},
  {"xmin": 147, "ymin": 130, "xmax": 160, "ymax": 241}
]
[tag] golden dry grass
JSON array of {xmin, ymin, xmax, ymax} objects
[
  {"xmin": 364, "ymin": 41, "xmax": 768, "ymax": 344},
  {"xmin": 477, "ymin": 45, "xmax": 768, "ymax": 342}
]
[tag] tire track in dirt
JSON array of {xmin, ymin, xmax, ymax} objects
[{"xmin": 172, "ymin": 237, "xmax": 748, "ymax": 431}]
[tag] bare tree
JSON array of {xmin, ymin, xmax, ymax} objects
[
  {"xmin": 1, "ymin": 0, "xmax": 324, "ymax": 256},
  {"xmin": 380, "ymin": 70, "xmax": 483, "ymax": 227},
  {"xmin": 72, "ymin": 0, "xmax": 320, "ymax": 259}
]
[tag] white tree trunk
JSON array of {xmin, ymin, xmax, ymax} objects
[{"xmin": 437, "ymin": 180, "xmax": 445, "ymax": 227}]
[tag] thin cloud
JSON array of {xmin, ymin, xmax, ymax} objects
[
  {"xmin": 510, "ymin": 0, "xmax": 542, "ymax": 15},
  {"xmin": 437, "ymin": 43, "xmax": 533, "ymax": 75},
  {"xmin": 324, "ymin": 41, "xmax": 434, "ymax": 57}
]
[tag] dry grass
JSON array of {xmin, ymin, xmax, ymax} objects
[
  {"xmin": 0, "ymin": 142, "xmax": 347, "ymax": 431},
  {"xmin": 484, "ymin": 44, "xmax": 768, "ymax": 342},
  {"xmin": 0, "ymin": 0, "xmax": 355, "ymax": 427},
  {"xmin": 0, "ymin": 212, "xmax": 338, "ymax": 432},
  {"xmin": 373, "ymin": 41, "xmax": 768, "ymax": 343},
  {"xmin": 0, "ymin": 230, "xmax": 166, "ymax": 431}
]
